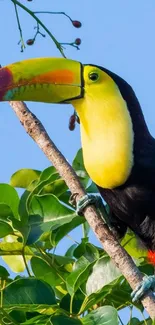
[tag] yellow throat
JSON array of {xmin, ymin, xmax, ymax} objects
[{"xmin": 73, "ymin": 67, "xmax": 134, "ymax": 189}]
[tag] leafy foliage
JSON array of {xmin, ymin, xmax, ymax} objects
[{"xmin": 0, "ymin": 149, "xmax": 152, "ymax": 324}]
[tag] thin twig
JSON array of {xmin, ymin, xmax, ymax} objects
[
  {"xmin": 13, "ymin": 2, "xmax": 25, "ymax": 52},
  {"xmin": 11, "ymin": 0, "xmax": 66, "ymax": 57},
  {"xmin": 9, "ymin": 100, "xmax": 155, "ymax": 319},
  {"xmin": 34, "ymin": 11, "xmax": 73, "ymax": 23},
  {"xmin": 22, "ymin": 249, "xmax": 32, "ymax": 277}
]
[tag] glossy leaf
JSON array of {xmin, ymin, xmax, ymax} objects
[
  {"xmin": 0, "ymin": 239, "xmax": 33, "ymax": 273},
  {"xmin": 87, "ymin": 182, "xmax": 99, "ymax": 193},
  {"xmin": 18, "ymin": 190, "xmax": 30, "ymax": 221},
  {"xmin": 74, "ymin": 241, "xmax": 99, "ymax": 262},
  {"xmin": 72, "ymin": 148, "xmax": 86, "ymax": 172},
  {"xmin": 127, "ymin": 318, "xmax": 141, "ymax": 325},
  {"xmin": 0, "ymin": 184, "xmax": 19, "ymax": 219},
  {"xmin": 50, "ymin": 216, "xmax": 84, "ymax": 246},
  {"xmin": 82, "ymin": 306, "xmax": 118, "ymax": 325},
  {"xmin": 79, "ymin": 276, "xmax": 130, "ymax": 313},
  {"xmin": 26, "ymin": 193, "xmax": 78, "ymax": 244},
  {"xmin": 10, "ymin": 169, "xmax": 41, "ymax": 189},
  {"xmin": 31, "ymin": 256, "xmax": 65, "ymax": 287},
  {"xmin": 39, "ymin": 166, "xmax": 58, "ymax": 181},
  {"xmin": 21, "ymin": 314, "xmax": 49, "ymax": 324},
  {"xmin": 43, "ymin": 179, "xmax": 68, "ymax": 197},
  {"xmin": 3, "ymin": 278, "xmax": 56, "ymax": 305},
  {"xmin": 72, "ymin": 149, "xmax": 89, "ymax": 186},
  {"xmin": 86, "ymin": 256, "xmax": 121, "ymax": 295},
  {"xmin": 50, "ymin": 315, "xmax": 82, "ymax": 325},
  {"xmin": 0, "ymin": 203, "xmax": 14, "ymax": 219},
  {"xmin": 66, "ymin": 256, "xmax": 93, "ymax": 296},
  {"xmin": 60, "ymin": 290, "xmax": 85, "ymax": 314},
  {"xmin": 121, "ymin": 230, "xmax": 147, "ymax": 258},
  {"xmin": 65, "ymin": 244, "xmax": 77, "ymax": 257},
  {"xmin": 0, "ymin": 265, "xmax": 10, "ymax": 278},
  {"xmin": 30, "ymin": 194, "xmax": 76, "ymax": 227},
  {"xmin": 0, "ymin": 221, "xmax": 13, "ymax": 238}
]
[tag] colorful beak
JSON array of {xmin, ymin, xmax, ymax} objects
[{"xmin": 0, "ymin": 58, "xmax": 83, "ymax": 103}]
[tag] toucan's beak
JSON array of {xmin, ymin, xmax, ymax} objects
[{"xmin": 0, "ymin": 58, "xmax": 83, "ymax": 103}]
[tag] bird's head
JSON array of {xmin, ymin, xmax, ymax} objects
[{"xmin": 0, "ymin": 57, "xmax": 149, "ymax": 189}]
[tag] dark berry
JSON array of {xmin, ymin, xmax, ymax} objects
[
  {"xmin": 26, "ymin": 39, "xmax": 34, "ymax": 45},
  {"xmin": 72, "ymin": 20, "xmax": 82, "ymax": 28},
  {"xmin": 75, "ymin": 38, "xmax": 81, "ymax": 45},
  {"xmin": 69, "ymin": 115, "xmax": 76, "ymax": 131}
]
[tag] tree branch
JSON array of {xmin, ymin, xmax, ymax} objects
[{"xmin": 9, "ymin": 100, "xmax": 155, "ymax": 319}]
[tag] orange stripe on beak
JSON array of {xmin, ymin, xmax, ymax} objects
[{"xmin": 31, "ymin": 69, "xmax": 75, "ymax": 85}]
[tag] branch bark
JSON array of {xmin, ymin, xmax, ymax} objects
[{"xmin": 9, "ymin": 100, "xmax": 155, "ymax": 319}]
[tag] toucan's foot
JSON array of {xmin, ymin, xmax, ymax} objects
[
  {"xmin": 131, "ymin": 275, "xmax": 155, "ymax": 302},
  {"xmin": 76, "ymin": 194, "xmax": 102, "ymax": 215},
  {"xmin": 69, "ymin": 193, "xmax": 104, "ymax": 215}
]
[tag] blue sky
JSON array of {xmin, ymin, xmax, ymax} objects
[{"xmin": 0, "ymin": 0, "xmax": 155, "ymax": 322}]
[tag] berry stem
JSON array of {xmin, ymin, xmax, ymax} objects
[
  {"xmin": 33, "ymin": 11, "xmax": 73, "ymax": 23},
  {"xmin": 11, "ymin": 0, "xmax": 66, "ymax": 57},
  {"xmin": 13, "ymin": 1, "xmax": 26, "ymax": 52}
]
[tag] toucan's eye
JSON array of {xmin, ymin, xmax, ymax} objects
[{"xmin": 88, "ymin": 72, "xmax": 99, "ymax": 82}]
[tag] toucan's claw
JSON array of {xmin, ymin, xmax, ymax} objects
[
  {"xmin": 76, "ymin": 194, "xmax": 98, "ymax": 215},
  {"xmin": 71, "ymin": 193, "xmax": 108, "ymax": 221},
  {"xmin": 69, "ymin": 193, "xmax": 103, "ymax": 216},
  {"xmin": 131, "ymin": 275, "xmax": 155, "ymax": 302}
]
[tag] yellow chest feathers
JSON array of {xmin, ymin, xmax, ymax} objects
[{"xmin": 73, "ymin": 90, "xmax": 134, "ymax": 189}]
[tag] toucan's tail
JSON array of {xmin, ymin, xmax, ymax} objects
[{"xmin": 148, "ymin": 251, "xmax": 155, "ymax": 265}]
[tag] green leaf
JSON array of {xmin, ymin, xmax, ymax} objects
[
  {"xmin": 50, "ymin": 315, "xmax": 82, "ymax": 325},
  {"xmin": 74, "ymin": 241, "xmax": 99, "ymax": 262},
  {"xmin": 39, "ymin": 166, "xmax": 58, "ymax": 181},
  {"xmin": 0, "ymin": 184, "xmax": 19, "ymax": 219},
  {"xmin": 80, "ymin": 276, "xmax": 130, "ymax": 313},
  {"xmin": 10, "ymin": 310, "xmax": 26, "ymax": 323},
  {"xmin": 51, "ymin": 216, "xmax": 84, "ymax": 246},
  {"xmin": 72, "ymin": 149, "xmax": 86, "ymax": 172},
  {"xmin": 10, "ymin": 169, "xmax": 41, "ymax": 189},
  {"xmin": 127, "ymin": 318, "xmax": 141, "ymax": 325},
  {"xmin": 18, "ymin": 190, "xmax": 30, "ymax": 221},
  {"xmin": 30, "ymin": 194, "xmax": 76, "ymax": 227},
  {"xmin": 25, "ymin": 167, "xmax": 60, "ymax": 214},
  {"xmin": 72, "ymin": 149, "xmax": 89, "ymax": 187},
  {"xmin": 65, "ymin": 244, "xmax": 77, "ymax": 257},
  {"xmin": 59, "ymin": 191, "xmax": 72, "ymax": 208},
  {"xmin": 26, "ymin": 193, "xmax": 78, "ymax": 244},
  {"xmin": 48, "ymin": 254, "xmax": 74, "ymax": 266},
  {"xmin": 121, "ymin": 230, "xmax": 147, "ymax": 258},
  {"xmin": 21, "ymin": 314, "xmax": 49, "ymax": 324},
  {"xmin": 0, "ymin": 265, "xmax": 10, "ymax": 278},
  {"xmin": 86, "ymin": 256, "xmax": 121, "ymax": 295},
  {"xmin": 31, "ymin": 256, "xmax": 64, "ymax": 287},
  {"xmin": 43, "ymin": 179, "xmax": 68, "ymax": 197},
  {"xmin": 87, "ymin": 182, "xmax": 99, "ymax": 193},
  {"xmin": 0, "ymin": 239, "xmax": 33, "ymax": 273},
  {"xmin": 66, "ymin": 256, "xmax": 93, "ymax": 296},
  {"xmin": 0, "ymin": 203, "xmax": 14, "ymax": 219},
  {"xmin": 82, "ymin": 306, "xmax": 118, "ymax": 325},
  {"xmin": 60, "ymin": 290, "xmax": 85, "ymax": 314},
  {"xmin": 0, "ymin": 221, "xmax": 13, "ymax": 238},
  {"xmin": 3, "ymin": 278, "xmax": 56, "ymax": 306}
]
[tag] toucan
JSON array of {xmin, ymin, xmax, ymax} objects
[{"xmin": 0, "ymin": 57, "xmax": 155, "ymax": 301}]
